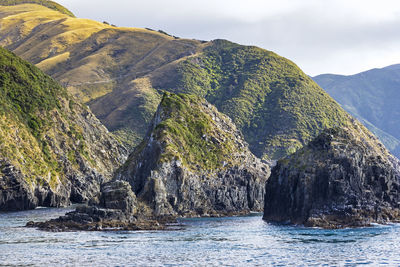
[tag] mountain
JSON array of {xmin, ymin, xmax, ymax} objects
[
  {"xmin": 0, "ymin": 46, "xmax": 127, "ymax": 211},
  {"xmin": 263, "ymin": 124, "xmax": 400, "ymax": 228},
  {"xmin": 0, "ymin": 1, "xmax": 355, "ymax": 160},
  {"xmin": 313, "ymin": 65, "xmax": 400, "ymax": 158}
]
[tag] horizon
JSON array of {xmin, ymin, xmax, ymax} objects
[{"xmin": 55, "ymin": 0, "xmax": 400, "ymax": 76}]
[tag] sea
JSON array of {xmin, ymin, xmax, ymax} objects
[{"xmin": 1, "ymin": 207, "xmax": 399, "ymax": 266}]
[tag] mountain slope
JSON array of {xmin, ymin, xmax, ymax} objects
[
  {"xmin": 0, "ymin": 46, "xmax": 127, "ymax": 211},
  {"xmin": 0, "ymin": 2, "xmax": 355, "ymax": 160},
  {"xmin": 313, "ymin": 65, "xmax": 400, "ymax": 158}
]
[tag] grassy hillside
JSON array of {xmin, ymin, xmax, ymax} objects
[
  {"xmin": 153, "ymin": 40, "xmax": 351, "ymax": 158},
  {"xmin": 0, "ymin": 0, "xmax": 74, "ymax": 16},
  {"xmin": 314, "ymin": 65, "xmax": 400, "ymax": 158},
  {"xmin": 0, "ymin": 3, "xmax": 355, "ymax": 159}
]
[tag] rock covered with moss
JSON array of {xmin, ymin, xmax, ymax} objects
[
  {"xmin": 0, "ymin": 47, "xmax": 127, "ymax": 211},
  {"xmin": 263, "ymin": 124, "xmax": 400, "ymax": 228},
  {"xmin": 117, "ymin": 92, "xmax": 270, "ymax": 217}
]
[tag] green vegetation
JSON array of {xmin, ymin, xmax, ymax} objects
[
  {"xmin": 135, "ymin": 92, "xmax": 239, "ymax": 170},
  {"xmin": 0, "ymin": 47, "xmax": 66, "ymax": 137},
  {"xmin": 0, "ymin": 46, "xmax": 93, "ymax": 189},
  {"xmin": 159, "ymin": 40, "xmax": 351, "ymax": 159},
  {"xmin": 0, "ymin": 0, "xmax": 75, "ymax": 17}
]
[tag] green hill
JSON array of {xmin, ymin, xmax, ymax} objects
[
  {"xmin": 0, "ymin": 2, "xmax": 354, "ymax": 160},
  {"xmin": 313, "ymin": 64, "xmax": 400, "ymax": 158}
]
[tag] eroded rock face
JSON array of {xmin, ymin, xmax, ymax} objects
[
  {"xmin": 0, "ymin": 159, "xmax": 70, "ymax": 211},
  {"xmin": 263, "ymin": 126, "xmax": 400, "ymax": 228},
  {"xmin": 117, "ymin": 93, "xmax": 270, "ymax": 217}
]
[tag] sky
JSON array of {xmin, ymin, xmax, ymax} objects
[{"xmin": 57, "ymin": 0, "xmax": 400, "ymax": 76}]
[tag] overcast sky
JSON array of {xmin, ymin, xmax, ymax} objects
[{"xmin": 57, "ymin": 0, "xmax": 400, "ymax": 76}]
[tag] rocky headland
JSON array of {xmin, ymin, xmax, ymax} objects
[{"xmin": 263, "ymin": 124, "xmax": 400, "ymax": 228}]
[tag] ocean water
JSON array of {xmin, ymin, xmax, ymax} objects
[{"xmin": 0, "ymin": 207, "xmax": 400, "ymax": 266}]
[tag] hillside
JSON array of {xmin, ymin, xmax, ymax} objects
[
  {"xmin": 0, "ymin": 0, "xmax": 74, "ymax": 16},
  {"xmin": 0, "ymin": 2, "xmax": 355, "ymax": 160},
  {"xmin": 0, "ymin": 46, "xmax": 127, "ymax": 210},
  {"xmin": 313, "ymin": 65, "xmax": 400, "ymax": 158}
]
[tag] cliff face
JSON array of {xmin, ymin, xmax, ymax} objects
[
  {"xmin": 0, "ymin": 47, "xmax": 127, "ymax": 211},
  {"xmin": 263, "ymin": 124, "xmax": 400, "ymax": 228},
  {"xmin": 117, "ymin": 92, "xmax": 270, "ymax": 217}
]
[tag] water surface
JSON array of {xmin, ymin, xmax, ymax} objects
[{"xmin": 0, "ymin": 207, "xmax": 399, "ymax": 266}]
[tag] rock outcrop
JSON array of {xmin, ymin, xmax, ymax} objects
[
  {"xmin": 263, "ymin": 125, "xmax": 400, "ymax": 228},
  {"xmin": 117, "ymin": 92, "xmax": 270, "ymax": 218},
  {"xmin": 27, "ymin": 180, "xmax": 166, "ymax": 231},
  {"xmin": 0, "ymin": 47, "xmax": 127, "ymax": 211}
]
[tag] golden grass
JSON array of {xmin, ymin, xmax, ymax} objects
[
  {"xmin": 0, "ymin": 1, "xmax": 202, "ymax": 118},
  {"xmin": 37, "ymin": 51, "xmax": 69, "ymax": 71}
]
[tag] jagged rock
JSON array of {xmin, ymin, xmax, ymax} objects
[
  {"xmin": 263, "ymin": 126, "xmax": 400, "ymax": 228},
  {"xmin": 100, "ymin": 180, "xmax": 137, "ymax": 214},
  {"xmin": 0, "ymin": 160, "xmax": 38, "ymax": 211},
  {"xmin": 117, "ymin": 92, "xmax": 270, "ymax": 218}
]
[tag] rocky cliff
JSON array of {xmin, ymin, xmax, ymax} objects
[
  {"xmin": 263, "ymin": 124, "xmax": 400, "ymax": 228},
  {"xmin": 0, "ymin": 47, "xmax": 127, "ymax": 211},
  {"xmin": 116, "ymin": 92, "xmax": 270, "ymax": 217}
]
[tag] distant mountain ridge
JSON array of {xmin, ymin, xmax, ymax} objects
[{"xmin": 313, "ymin": 64, "xmax": 400, "ymax": 158}]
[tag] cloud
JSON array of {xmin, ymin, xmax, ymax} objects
[{"xmin": 57, "ymin": 0, "xmax": 400, "ymax": 75}]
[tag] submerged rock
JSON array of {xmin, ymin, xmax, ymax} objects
[
  {"xmin": 117, "ymin": 92, "xmax": 270, "ymax": 218},
  {"xmin": 263, "ymin": 125, "xmax": 400, "ymax": 228}
]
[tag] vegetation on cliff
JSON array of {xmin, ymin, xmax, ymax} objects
[
  {"xmin": 118, "ymin": 92, "xmax": 269, "ymax": 217},
  {"xmin": 0, "ymin": 46, "xmax": 126, "ymax": 210}
]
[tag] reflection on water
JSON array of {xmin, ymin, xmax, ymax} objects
[{"xmin": 0, "ymin": 207, "xmax": 399, "ymax": 266}]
